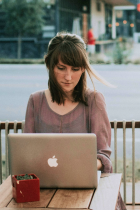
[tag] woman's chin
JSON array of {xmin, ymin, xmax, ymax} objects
[{"xmin": 63, "ymin": 87, "xmax": 73, "ymax": 93}]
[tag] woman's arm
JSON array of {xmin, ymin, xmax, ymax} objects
[
  {"xmin": 24, "ymin": 94, "xmax": 35, "ymax": 133},
  {"xmin": 90, "ymin": 91, "xmax": 112, "ymax": 173},
  {"xmin": 97, "ymin": 159, "xmax": 103, "ymax": 170}
]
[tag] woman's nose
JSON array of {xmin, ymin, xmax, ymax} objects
[{"xmin": 64, "ymin": 70, "xmax": 72, "ymax": 80}]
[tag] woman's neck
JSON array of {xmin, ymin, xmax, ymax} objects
[{"xmin": 45, "ymin": 89, "xmax": 79, "ymax": 115}]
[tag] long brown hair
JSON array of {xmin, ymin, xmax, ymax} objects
[{"xmin": 44, "ymin": 32, "xmax": 112, "ymax": 105}]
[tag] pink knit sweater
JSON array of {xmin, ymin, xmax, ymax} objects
[
  {"xmin": 24, "ymin": 89, "xmax": 112, "ymax": 173},
  {"xmin": 24, "ymin": 89, "xmax": 126, "ymax": 210}
]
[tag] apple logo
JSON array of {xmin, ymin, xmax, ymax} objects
[{"xmin": 48, "ymin": 156, "xmax": 58, "ymax": 167}]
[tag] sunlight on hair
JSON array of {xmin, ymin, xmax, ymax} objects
[{"xmin": 86, "ymin": 66, "xmax": 116, "ymax": 89}]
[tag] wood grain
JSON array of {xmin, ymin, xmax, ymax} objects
[
  {"xmin": 1, "ymin": 209, "xmax": 86, "ymax": 210},
  {"xmin": 48, "ymin": 189, "xmax": 94, "ymax": 208},
  {"xmin": 1, "ymin": 209, "xmax": 48, "ymax": 210},
  {"xmin": 0, "ymin": 173, "xmax": 122, "ymax": 210},
  {"xmin": 7, "ymin": 189, "xmax": 56, "ymax": 208},
  {"xmin": 90, "ymin": 173, "xmax": 122, "ymax": 210},
  {"xmin": 0, "ymin": 175, "xmax": 13, "ymax": 208},
  {"xmin": 126, "ymin": 205, "xmax": 140, "ymax": 210}
]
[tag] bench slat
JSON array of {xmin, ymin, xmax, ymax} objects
[
  {"xmin": 1, "ymin": 209, "xmax": 86, "ymax": 210},
  {"xmin": 48, "ymin": 189, "xmax": 94, "ymax": 208},
  {"xmin": 0, "ymin": 176, "xmax": 13, "ymax": 208},
  {"xmin": 7, "ymin": 189, "xmax": 56, "ymax": 208},
  {"xmin": 126, "ymin": 206, "xmax": 140, "ymax": 210},
  {"xmin": 90, "ymin": 173, "xmax": 122, "ymax": 210}
]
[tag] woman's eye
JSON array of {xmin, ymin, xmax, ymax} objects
[
  {"xmin": 57, "ymin": 67, "xmax": 65, "ymax": 70},
  {"xmin": 73, "ymin": 68, "xmax": 80, "ymax": 71}
]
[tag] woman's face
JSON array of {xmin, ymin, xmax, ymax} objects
[{"xmin": 53, "ymin": 59, "xmax": 84, "ymax": 95}]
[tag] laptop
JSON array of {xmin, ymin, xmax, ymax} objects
[{"xmin": 8, "ymin": 133, "xmax": 101, "ymax": 188}]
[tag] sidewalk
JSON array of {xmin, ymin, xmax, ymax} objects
[
  {"xmin": 127, "ymin": 43, "xmax": 140, "ymax": 62},
  {"xmin": 90, "ymin": 41, "xmax": 140, "ymax": 64}
]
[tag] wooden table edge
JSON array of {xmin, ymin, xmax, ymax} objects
[
  {"xmin": 0, "ymin": 173, "xmax": 122, "ymax": 209},
  {"xmin": 90, "ymin": 173, "xmax": 122, "ymax": 210}
]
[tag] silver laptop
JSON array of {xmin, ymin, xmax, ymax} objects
[{"xmin": 8, "ymin": 133, "xmax": 101, "ymax": 188}]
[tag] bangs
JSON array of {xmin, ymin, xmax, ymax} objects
[
  {"xmin": 52, "ymin": 41, "xmax": 86, "ymax": 68},
  {"xmin": 45, "ymin": 32, "xmax": 89, "ymax": 105}
]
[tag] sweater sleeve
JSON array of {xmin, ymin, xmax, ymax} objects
[
  {"xmin": 24, "ymin": 94, "xmax": 35, "ymax": 133},
  {"xmin": 90, "ymin": 91, "xmax": 112, "ymax": 173}
]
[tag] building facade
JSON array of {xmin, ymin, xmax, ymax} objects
[
  {"xmin": 115, "ymin": 5, "xmax": 136, "ymax": 38},
  {"xmin": 0, "ymin": 0, "xmax": 135, "ymax": 58},
  {"xmin": 114, "ymin": 0, "xmax": 140, "ymax": 42}
]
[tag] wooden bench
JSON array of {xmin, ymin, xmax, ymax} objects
[{"xmin": 0, "ymin": 173, "xmax": 122, "ymax": 210}]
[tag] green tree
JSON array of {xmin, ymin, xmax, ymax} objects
[{"xmin": 2, "ymin": 0, "xmax": 45, "ymax": 59}]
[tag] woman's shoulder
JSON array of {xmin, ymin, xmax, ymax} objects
[
  {"xmin": 30, "ymin": 90, "xmax": 45, "ymax": 97},
  {"xmin": 85, "ymin": 89, "xmax": 106, "ymax": 110},
  {"xmin": 86, "ymin": 88, "xmax": 105, "ymax": 101},
  {"xmin": 29, "ymin": 90, "xmax": 45, "ymax": 102}
]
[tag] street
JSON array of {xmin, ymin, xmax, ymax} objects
[
  {"xmin": 0, "ymin": 64, "xmax": 140, "ymax": 157},
  {"xmin": 0, "ymin": 64, "xmax": 140, "ymax": 121}
]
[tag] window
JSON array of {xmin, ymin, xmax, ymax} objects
[{"xmin": 96, "ymin": 2, "xmax": 101, "ymax": 12}]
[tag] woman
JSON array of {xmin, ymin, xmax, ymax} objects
[{"xmin": 24, "ymin": 32, "xmax": 126, "ymax": 210}]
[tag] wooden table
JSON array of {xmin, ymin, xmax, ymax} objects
[{"xmin": 0, "ymin": 173, "xmax": 122, "ymax": 210}]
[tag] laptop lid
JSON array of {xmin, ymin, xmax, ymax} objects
[{"xmin": 8, "ymin": 133, "xmax": 100, "ymax": 188}]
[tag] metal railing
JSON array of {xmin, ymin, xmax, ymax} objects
[
  {"xmin": 0, "ymin": 120, "xmax": 25, "ymax": 184},
  {"xmin": 0, "ymin": 120, "xmax": 140, "ymax": 205},
  {"xmin": 111, "ymin": 120, "xmax": 140, "ymax": 205}
]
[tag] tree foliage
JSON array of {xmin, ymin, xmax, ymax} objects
[{"xmin": 2, "ymin": 0, "xmax": 46, "ymax": 37}]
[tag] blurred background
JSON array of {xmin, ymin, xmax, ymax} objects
[
  {"xmin": 0, "ymin": 0, "xmax": 140, "ymax": 203},
  {"xmin": 0, "ymin": 0, "xmax": 140, "ymax": 62},
  {"xmin": 0, "ymin": 0, "xmax": 140, "ymax": 129}
]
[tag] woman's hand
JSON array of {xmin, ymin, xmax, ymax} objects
[{"xmin": 97, "ymin": 159, "xmax": 103, "ymax": 171}]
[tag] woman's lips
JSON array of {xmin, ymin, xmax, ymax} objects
[{"xmin": 63, "ymin": 82, "xmax": 71, "ymax": 85}]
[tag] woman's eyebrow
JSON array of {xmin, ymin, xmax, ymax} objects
[{"xmin": 57, "ymin": 63, "xmax": 65, "ymax": 67}]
